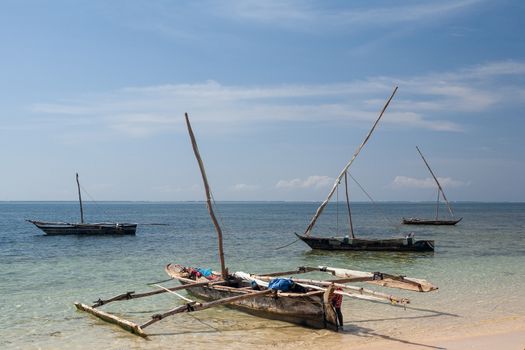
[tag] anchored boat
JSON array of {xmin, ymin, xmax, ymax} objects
[
  {"xmin": 295, "ymin": 233, "xmax": 434, "ymax": 252},
  {"xmin": 27, "ymin": 173, "xmax": 137, "ymax": 235},
  {"xmin": 402, "ymin": 146, "xmax": 462, "ymax": 226},
  {"xmin": 296, "ymin": 87, "xmax": 434, "ymax": 252}
]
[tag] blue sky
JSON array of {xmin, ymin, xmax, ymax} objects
[{"xmin": 1, "ymin": 0, "xmax": 524, "ymax": 201}]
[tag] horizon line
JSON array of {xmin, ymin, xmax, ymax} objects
[{"xmin": 1, "ymin": 200, "xmax": 524, "ymax": 204}]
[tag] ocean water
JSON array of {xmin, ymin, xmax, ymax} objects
[{"xmin": 1, "ymin": 202, "xmax": 524, "ymax": 349}]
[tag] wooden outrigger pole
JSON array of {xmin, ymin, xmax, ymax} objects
[
  {"xmin": 415, "ymin": 146, "xmax": 455, "ymax": 218},
  {"xmin": 255, "ymin": 265, "xmax": 437, "ymax": 293},
  {"xmin": 185, "ymin": 113, "xmax": 228, "ymax": 280},
  {"xmin": 304, "ymin": 86, "xmax": 398, "ymax": 236}
]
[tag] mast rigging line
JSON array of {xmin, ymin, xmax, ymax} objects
[
  {"xmin": 209, "ymin": 191, "xmax": 230, "ymax": 243},
  {"xmin": 78, "ymin": 183, "xmax": 113, "ymax": 220},
  {"xmin": 346, "ymin": 172, "xmax": 395, "ymax": 227},
  {"xmin": 274, "ymin": 237, "xmax": 300, "ymax": 250}
]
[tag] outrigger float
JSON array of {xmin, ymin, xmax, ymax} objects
[{"xmin": 74, "ymin": 113, "xmax": 438, "ymax": 337}]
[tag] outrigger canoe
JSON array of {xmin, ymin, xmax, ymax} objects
[
  {"xmin": 73, "ymin": 113, "xmax": 437, "ymax": 337},
  {"xmin": 74, "ymin": 263, "xmax": 436, "ymax": 337}
]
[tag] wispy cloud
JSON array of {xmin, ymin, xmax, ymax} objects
[
  {"xmin": 100, "ymin": 1, "xmax": 484, "ymax": 46},
  {"xmin": 276, "ymin": 175, "xmax": 333, "ymax": 189},
  {"xmin": 391, "ymin": 176, "xmax": 469, "ymax": 189},
  {"xmin": 232, "ymin": 183, "xmax": 260, "ymax": 191},
  {"xmin": 27, "ymin": 60, "xmax": 525, "ymax": 138},
  {"xmin": 221, "ymin": 0, "xmax": 482, "ymax": 30}
]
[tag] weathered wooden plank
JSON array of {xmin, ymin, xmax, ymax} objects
[
  {"xmin": 315, "ymin": 266, "xmax": 438, "ymax": 292},
  {"xmin": 75, "ymin": 302, "xmax": 147, "ymax": 338}
]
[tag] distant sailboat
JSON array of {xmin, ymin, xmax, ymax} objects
[
  {"xmin": 402, "ymin": 146, "xmax": 462, "ymax": 226},
  {"xmin": 296, "ymin": 87, "xmax": 434, "ymax": 252},
  {"xmin": 27, "ymin": 173, "xmax": 137, "ymax": 235}
]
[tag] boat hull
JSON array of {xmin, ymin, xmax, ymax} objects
[
  {"xmin": 295, "ymin": 233, "xmax": 434, "ymax": 252},
  {"xmin": 27, "ymin": 220, "xmax": 137, "ymax": 235},
  {"xmin": 165, "ymin": 264, "xmax": 338, "ymax": 331},
  {"xmin": 402, "ymin": 217, "xmax": 462, "ymax": 225}
]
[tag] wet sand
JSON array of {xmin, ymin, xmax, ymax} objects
[{"xmin": 312, "ymin": 315, "xmax": 525, "ymax": 350}]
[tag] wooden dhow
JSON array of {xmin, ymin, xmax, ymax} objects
[
  {"xmin": 27, "ymin": 173, "xmax": 137, "ymax": 235},
  {"xmin": 74, "ymin": 113, "xmax": 437, "ymax": 337},
  {"xmin": 296, "ymin": 87, "xmax": 434, "ymax": 252},
  {"xmin": 402, "ymin": 146, "xmax": 462, "ymax": 226}
]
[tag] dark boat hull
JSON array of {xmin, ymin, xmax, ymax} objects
[
  {"xmin": 27, "ymin": 220, "xmax": 137, "ymax": 235},
  {"xmin": 295, "ymin": 233, "xmax": 434, "ymax": 252},
  {"xmin": 402, "ymin": 217, "xmax": 462, "ymax": 225},
  {"xmin": 165, "ymin": 264, "xmax": 338, "ymax": 331}
]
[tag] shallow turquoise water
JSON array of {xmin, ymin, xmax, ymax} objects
[{"xmin": 1, "ymin": 202, "xmax": 524, "ymax": 349}]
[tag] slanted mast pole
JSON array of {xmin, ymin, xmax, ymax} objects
[
  {"xmin": 76, "ymin": 173, "xmax": 84, "ymax": 224},
  {"xmin": 415, "ymin": 146, "xmax": 454, "ymax": 218},
  {"xmin": 303, "ymin": 86, "xmax": 398, "ymax": 236},
  {"xmin": 185, "ymin": 113, "xmax": 228, "ymax": 280}
]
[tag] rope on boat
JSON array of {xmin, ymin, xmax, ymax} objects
[
  {"xmin": 347, "ymin": 172, "xmax": 396, "ymax": 227},
  {"xmin": 139, "ymin": 223, "xmax": 171, "ymax": 226},
  {"xmin": 210, "ymin": 191, "xmax": 229, "ymax": 238},
  {"xmin": 147, "ymin": 277, "xmax": 174, "ymax": 285},
  {"xmin": 153, "ymin": 284, "xmax": 195, "ymax": 303},
  {"xmin": 78, "ymin": 184, "xmax": 113, "ymax": 219},
  {"xmin": 275, "ymin": 237, "xmax": 300, "ymax": 250}
]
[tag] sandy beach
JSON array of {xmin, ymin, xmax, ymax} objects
[
  {"xmin": 348, "ymin": 316, "xmax": 525, "ymax": 350},
  {"xmin": 234, "ymin": 315, "xmax": 525, "ymax": 350}
]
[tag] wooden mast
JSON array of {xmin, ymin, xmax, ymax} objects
[
  {"xmin": 344, "ymin": 172, "xmax": 355, "ymax": 238},
  {"xmin": 76, "ymin": 173, "xmax": 84, "ymax": 224},
  {"xmin": 303, "ymin": 86, "xmax": 398, "ymax": 236},
  {"xmin": 185, "ymin": 113, "xmax": 228, "ymax": 280},
  {"xmin": 435, "ymin": 188, "xmax": 440, "ymax": 220},
  {"xmin": 415, "ymin": 146, "xmax": 454, "ymax": 218}
]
